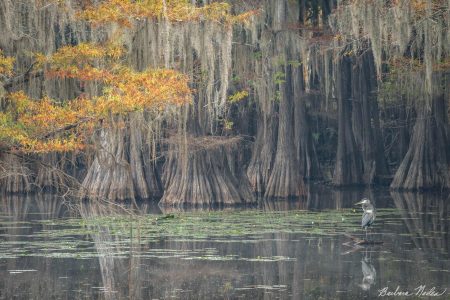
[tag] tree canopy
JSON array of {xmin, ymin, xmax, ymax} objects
[{"xmin": 0, "ymin": 0, "xmax": 254, "ymax": 153}]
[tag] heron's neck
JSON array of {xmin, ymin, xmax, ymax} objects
[{"xmin": 362, "ymin": 203, "xmax": 374, "ymax": 211}]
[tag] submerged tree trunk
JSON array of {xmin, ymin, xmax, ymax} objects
[
  {"xmin": 391, "ymin": 94, "xmax": 450, "ymax": 190},
  {"xmin": 333, "ymin": 55, "xmax": 363, "ymax": 186}
]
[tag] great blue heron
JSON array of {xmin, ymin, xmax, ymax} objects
[{"xmin": 355, "ymin": 198, "xmax": 375, "ymax": 240}]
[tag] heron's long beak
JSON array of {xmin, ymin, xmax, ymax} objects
[{"xmin": 354, "ymin": 200, "xmax": 364, "ymax": 205}]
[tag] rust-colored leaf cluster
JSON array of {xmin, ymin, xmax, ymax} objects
[
  {"xmin": 1, "ymin": 42, "xmax": 191, "ymax": 153},
  {"xmin": 0, "ymin": 50, "xmax": 15, "ymax": 77},
  {"xmin": 77, "ymin": 0, "xmax": 256, "ymax": 26},
  {"xmin": 388, "ymin": 56, "xmax": 450, "ymax": 74},
  {"xmin": 0, "ymin": 0, "xmax": 255, "ymax": 153}
]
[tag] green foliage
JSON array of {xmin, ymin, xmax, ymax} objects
[
  {"xmin": 273, "ymin": 71, "xmax": 285, "ymax": 85},
  {"xmin": 228, "ymin": 90, "xmax": 249, "ymax": 103},
  {"xmin": 224, "ymin": 119, "xmax": 234, "ymax": 130},
  {"xmin": 274, "ymin": 90, "xmax": 282, "ymax": 102},
  {"xmin": 252, "ymin": 51, "xmax": 262, "ymax": 60},
  {"xmin": 287, "ymin": 60, "xmax": 302, "ymax": 68}
]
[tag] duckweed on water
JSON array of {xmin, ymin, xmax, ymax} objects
[{"xmin": 0, "ymin": 209, "xmax": 402, "ymax": 260}]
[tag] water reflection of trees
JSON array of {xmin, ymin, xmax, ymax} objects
[
  {"xmin": 79, "ymin": 201, "xmax": 145, "ymax": 300},
  {"xmin": 80, "ymin": 187, "xmax": 412, "ymax": 299},
  {"xmin": 74, "ymin": 200, "xmax": 355, "ymax": 299},
  {"xmin": 161, "ymin": 185, "xmax": 390, "ymax": 212},
  {"xmin": 157, "ymin": 205, "xmax": 371, "ymax": 299},
  {"xmin": 1, "ymin": 194, "xmax": 32, "ymax": 222},
  {"xmin": 260, "ymin": 185, "xmax": 391, "ymax": 211},
  {"xmin": 0, "ymin": 194, "xmax": 70, "ymax": 300},
  {"xmin": 391, "ymin": 191, "xmax": 450, "ymax": 252},
  {"xmin": 1, "ymin": 190, "xmax": 449, "ymax": 299}
]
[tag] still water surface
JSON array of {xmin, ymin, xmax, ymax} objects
[{"xmin": 1, "ymin": 186, "xmax": 449, "ymax": 299}]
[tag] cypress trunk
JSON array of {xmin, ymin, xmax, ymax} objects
[
  {"xmin": 246, "ymin": 110, "xmax": 278, "ymax": 195},
  {"xmin": 265, "ymin": 62, "xmax": 305, "ymax": 198},
  {"xmin": 0, "ymin": 154, "xmax": 33, "ymax": 193},
  {"xmin": 293, "ymin": 67, "xmax": 322, "ymax": 181},
  {"xmin": 333, "ymin": 55, "xmax": 363, "ymax": 186},
  {"xmin": 161, "ymin": 119, "xmax": 255, "ymax": 206},
  {"xmin": 35, "ymin": 153, "xmax": 65, "ymax": 192},
  {"xmin": 351, "ymin": 51, "xmax": 389, "ymax": 184},
  {"xmin": 81, "ymin": 116, "xmax": 135, "ymax": 201},
  {"xmin": 81, "ymin": 114, "xmax": 163, "ymax": 201},
  {"xmin": 391, "ymin": 95, "xmax": 450, "ymax": 190}
]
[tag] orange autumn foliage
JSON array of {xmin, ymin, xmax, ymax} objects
[
  {"xmin": 0, "ymin": 50, "xmax": 15, "ymax": 76},
  {"xmin": 0, "ymin": 49, "xmax": 192, "ymax": 152},
  {"xmin": 77, "ymin": 0, "xmax": 256, "ymax": 27},
  {"xmin": 1, "ymin": 43, "xmax": 191, "ymax": 153},
  {"xmin": 0, "ymin": 0, "xmax": 255, "ymax": 153}
]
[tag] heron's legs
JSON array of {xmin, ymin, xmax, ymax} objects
[{"xmin": 365, "ymin": 227, "xmax": 367, "ymax": 241}]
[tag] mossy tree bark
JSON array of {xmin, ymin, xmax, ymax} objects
[{"xmin": 265, "ymin": 59, "xmax": 305, "ymax": 198}]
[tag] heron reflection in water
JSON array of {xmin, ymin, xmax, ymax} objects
[
  {"xmin": 360, "ymin": 249, "xmax": 376, "ymax": 291},
  {"xmin": 355, "ymin": 198, "xmax": 376, "ymax": 240}
]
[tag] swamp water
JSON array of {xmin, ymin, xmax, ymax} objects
[{"xmin": 0, "ymin": 187, "xmax": 449, "ymax": 299}]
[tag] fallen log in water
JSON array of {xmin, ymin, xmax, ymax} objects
[{"xmin": 343, "ymin": 233, "xmax": 384, "ymax": 246}]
